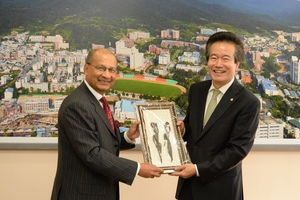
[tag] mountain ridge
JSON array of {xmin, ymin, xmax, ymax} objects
[
  {"xmin": 195, "ymin": 0, "xmax": 300, "ymax": 25},
  {"xmin": 0, "ymin": 0, "xmax": 297, "ymax": 49}
]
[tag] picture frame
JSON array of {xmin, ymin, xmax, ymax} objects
[{"xmin": 135, "ymin": 102, "xmax": 190, "ymax": 173}]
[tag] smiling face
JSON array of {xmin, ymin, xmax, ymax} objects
[
  {"xmin": 207, "ymin": 41, "xmax": 240, "ymax": 89},
  {"xmin": 84, "ymin": 49, "xmax": 117, "ymax": 95}
]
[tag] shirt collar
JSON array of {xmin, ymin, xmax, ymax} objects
[
  {"xmin": 209, "ymin": 78, "xmax": 235, "ymax": 95},
  {"xmin": 84, "ymin": 80, "xmax": 103, "ymax": 101}
]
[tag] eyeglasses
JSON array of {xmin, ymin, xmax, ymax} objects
[{"xmin": 87, "ymin": 63, "xmax": 117, "ymax": 74}]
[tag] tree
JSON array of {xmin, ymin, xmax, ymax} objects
[
  {"xmin": 192, "ymin": 76, "xmax": 202, "ymax": 83},
  {"xmin": 31, "ymin": 131, "xmax": 36, "ymax": 137},
  {"xmin": 271, "ymin": 108, "xmax": 282, "ymax": 118},
  {"xmin": 286, "ymin": 132, "xmax": 295, "ymax": 138},
  {"xmin": 187, "ymin": 69, "xmax": 194, "ymax": 78},
  {"xmin": 262, "ymin": 70, "xmax": 270, "ymax": 79},
  {"xmin": 263, "ymin": 56, "xmax": 281, "ymax": 73},
  {"xmin": 4, "ymin": 128, "xmax": 9, "ymax": 137},
  {"xmin": 291, "ymin": 103, "xmax": 300, "ymax": 118},
  {"xmin": 175, "ymin": 93, "xmax": 189, "ymax": 111},
  {"xmin": 199, "ymin": 67, "xmax": 207, "ymax": 76}
]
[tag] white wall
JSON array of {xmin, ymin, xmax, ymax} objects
[{"xmin": 0, "ymin": 149, "xmax": 300, "ymax": 200}]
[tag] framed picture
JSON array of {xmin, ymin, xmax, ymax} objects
[{"xmin": 135, "ymin": 102, "xmax": 190, "ymax": 173}]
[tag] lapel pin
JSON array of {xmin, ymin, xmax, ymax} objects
[{"xmin": 230, "ymin": 98, "xmax": 234, "ymax": 101}]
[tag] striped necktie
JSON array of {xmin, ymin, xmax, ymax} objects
[
  {"xmin": 100, "ymin": 96, "xmax": 115, "ymax": 131},
  {"xmin": 203, "ymin": 89, "xmax": 221, "ymax": 126}
]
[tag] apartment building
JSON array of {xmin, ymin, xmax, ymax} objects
[
  {"xmin": 24, "ymin": 98, "xmax": 50, "ymax": 113},
  {"xmin": 161, "ymin": 29, "xmax": 180, "ymax": 39},
  {"xmin": 256, "ymin": 113, "xmax": 284, "ymax": 139}
]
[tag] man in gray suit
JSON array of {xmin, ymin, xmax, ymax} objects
[
  {"xmin": 171, "ymin": 32, "xmax": 260, "ymax": 200},
  {"xmin": 51, "ymin": 48, "xmax": 163, "ymax": 200}
]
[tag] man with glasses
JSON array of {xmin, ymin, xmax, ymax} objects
[{"xmin": 51, "ymin": 48, "xmax": 163, "ymax": 200}]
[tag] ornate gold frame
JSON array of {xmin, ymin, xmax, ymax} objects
[{"xmin": 135, "ymin": 102, "xmax": 190, "ymax": 173}]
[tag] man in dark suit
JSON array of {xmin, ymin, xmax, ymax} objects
[
  {"xmin": 171, "ymin": 32, "xmax": 261, "ymax": 200},
  {"xmin": 51, "ymin": 48, "xmax": 163, "ymax": 200}
]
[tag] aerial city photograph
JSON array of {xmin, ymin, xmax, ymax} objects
[{"xmin": 1, "ymin": 0, "xmax": 300, "ymax": 140}]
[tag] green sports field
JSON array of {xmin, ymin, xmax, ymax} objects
[{"xmin": 112, "ymin": 79, "xmax": 182, "ymax": 98}]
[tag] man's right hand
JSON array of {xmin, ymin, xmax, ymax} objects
[
  {"xmin": 138, "ymin": 163, "xmax": 164, "ymax": 178},
  {"xmin": 176, "ymin": 120, "xmax": 185, "ymax": 135}
]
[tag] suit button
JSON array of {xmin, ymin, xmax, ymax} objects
[{"xmin": 195, "ymin": 145, "xmax": 199, "ymax": 149}]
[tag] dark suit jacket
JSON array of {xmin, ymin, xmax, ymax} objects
[
  {"xmin": 51, "ymin": 82, "xmax": 138, "ymax": 200},
  {"xmin": 176, "ymin": 79, "xmax": 260, "ymax": 200}
]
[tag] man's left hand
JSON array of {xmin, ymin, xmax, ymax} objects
[
  {"xmin": 126, "ymin": 120, "xmax": 141, "ymax": 141},
  {"xmin": 169, "ymin": 163, "xmax": 196, "ymax": 179}
]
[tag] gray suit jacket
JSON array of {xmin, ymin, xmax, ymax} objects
[
  {"xmin": 176, "ymin": 79, "xmax": 260, "ymax": 200},
  {"xmin": 51, "ymin": 82, "xmax": 138, "ymax": 200}
]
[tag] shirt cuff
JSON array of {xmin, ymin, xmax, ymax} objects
[
  {"xmin": 136, "ymin": 163, "xmax": 141, "ymax": 177},
  {"xmin": 124, "ymin": 131, "xmax": 136, "ymax": 144},
  {"xmin": 182, "ymin": 127, "xmax": 186, "ymax": 137},
  {"xmin": 195, "ymin": 164, "xmax": 200, "ymax": 176}
]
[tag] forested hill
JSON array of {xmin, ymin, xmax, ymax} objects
[
  {"xmin": 0, "ymin": 0, "xmax": 296, "ymax": 50},
  {"xmin": 194, "ymin": 0, "xmax": 300, "ymax": 26}
]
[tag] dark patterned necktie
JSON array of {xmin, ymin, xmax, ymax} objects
[{"xmin": 100, "ymin": 96, "xmax": 115, "ymax": 131}]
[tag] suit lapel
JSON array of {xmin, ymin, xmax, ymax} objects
[
  {"xmin": 198, "ymin": 79, "xmax": 241, "ymax": 140},
  {"xmin": 81, "ymin": 83, "xmax": 118, "ymax": 139},
  {"xmin": 195, "ymin": 82, "xmax": 210, "ymax": 135},
  {"xmin": 95, "ymin": 102, "xmax": 116, "ymax": 134}
]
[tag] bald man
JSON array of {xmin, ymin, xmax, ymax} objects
[{"xmin": 51, "ymin": 49, "xmax": 163, "ymax": 200}]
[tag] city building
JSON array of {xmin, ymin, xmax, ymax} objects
[
  {"xmin": 158, "ymin": 52, "xmax": 170, "ymax": 65},
  {"xmin": 161, "ymin": 40, "xmax": 190, "ymax": 48},
  {"xmin": 252, "ymin": 51, "xmax": 265, "ymax": 71},
  {"xmin": 115, "ymin": 40, "xmax": 139, "ymax": 56},
  {"xmin": 0, "ymin": 105, "xmax": 6, "ymax": 118},
  {"xmin": 129, "ymin": 31, "xmax": 150, "ymax": 40},
  {"xmin": 22, "ymin": 82, "xmax": 49, "ymax": 92},
  {"xmin": 178, "ymin": 52, "xmax": 200, "ymax": 64},
  {"xmin": 148, "ymin": 44, "xmax": 161, "ymax": 54},
  {"xmin": 161, "ymin": 29, "xmax": 180, "ymax": 39},
  {"xmin": 92, "ymin": 43, "xmax": 105, "ymax": 50},
  {"xmin": 4, "ymin": 88, "xmax": 14, "ymax": 100},
  {"xmin": 130, "ymin": 52, "xmax": 144, "ymax": 70},
  {"xmin": 240, "ymin": 69, "xmax": 252, "ymax": 84},
  {"xmin": 256, "ymin": 113, "xmax": 284, "ymax": 139},
  {"xmin": 196, "ymin": 35, "xmax": 209, "ymax": 42},
  {"xmin": 24, "ymin": 98, "xmax": 50, "ymax": 113},
  {"xmin": 29, "ymin": 35, "xmax": 45, "ymax": 42},
  {"xmin": 200, "ymin": 28, "xmax": 215, "ymax": 35},
  {"xmin": 114, "ymin": 99, "xmax": 146, "ymax": 122},
  {"xmin": 1, "ymin": 75, "xmax": 10, "ymax": 86},
  {"xmin": 154, "ymin": 67, "xmax": 168, "ymax": 76},
  {"xmin": 257, "ymin": 77, "xmax": 279, "ymax": 96},
  {"xmin": 290, "ymin": 56, "xmax": 300, "ymax": 84},
  {"xmin": 176, "ymin": 64, "xmax": 201, "ymax": 73},
  {"xmin": 287, "ymin": 118, "xmax": 300, "ymax": 139},
  {"xmin": 291, "ymin": 32, "xmax": 300, "ymax": 42},
  {"xmin": 54, "ymin": 97, "xmax": 66, "ymax": 112}
]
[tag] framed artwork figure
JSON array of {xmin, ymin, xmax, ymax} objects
[{"xmin": 135, "ymin": 102, "xmax": 190, "ymax": 173}]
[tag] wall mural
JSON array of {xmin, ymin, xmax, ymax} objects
[{"xmin": 0, "ymin": 0, "xmax": 300, "ymax": 141}]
